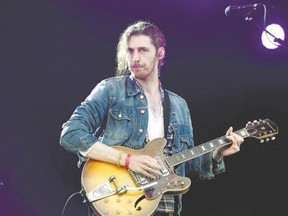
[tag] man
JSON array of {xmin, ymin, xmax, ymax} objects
[{"xmin": 60, "ymin": 20, "xmax": 244, "ymax": 216}]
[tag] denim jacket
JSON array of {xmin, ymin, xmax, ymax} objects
[{"xmin": 60, "ymin": 75, "xmax": 225, "ymax": 213}]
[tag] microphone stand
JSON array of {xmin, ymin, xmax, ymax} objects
[{"xmin": 243, "ymin": 11, "xmax": 288, "ymax": 49}]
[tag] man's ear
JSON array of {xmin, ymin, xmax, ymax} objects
[{"xmin": 157, "ymin": 47, "xmax": 165, "ymax": 60}]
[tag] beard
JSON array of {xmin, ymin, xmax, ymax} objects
[{"xmin": 129, "ymin": 58, "xmax": 158, "ymax": 81}]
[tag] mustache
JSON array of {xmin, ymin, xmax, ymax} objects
[{"xmin": 130, "ymin": 63, "xmax": 144, "ymax": 68}]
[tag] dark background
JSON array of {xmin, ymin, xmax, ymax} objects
[{"xmin": 1, "ymin": 0, "xmax": 288, "ymax": 215}]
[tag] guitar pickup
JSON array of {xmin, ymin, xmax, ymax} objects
[
  {"xmin": 155, "ymin": 157, "xmax": 169, "ymax": 176},
  {"xmin": 129, "ymin": 170, "xmax": 149, "ymax": 185}
]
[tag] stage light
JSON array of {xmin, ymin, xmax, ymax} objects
[{"xmin": 261, "ymin": 24, "xmax": 285, "ymax": 49}]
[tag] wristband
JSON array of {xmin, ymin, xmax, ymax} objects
[{"xmin": 124, "ymin": 154, "xmax": 131, "ymax": 169}]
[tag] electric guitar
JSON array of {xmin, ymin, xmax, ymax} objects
[{"xmin": 81, "ymin": 119, "xmax": 278, "ymax": 216}]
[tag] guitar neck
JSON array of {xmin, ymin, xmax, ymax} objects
[{"xmin": 165, "ymin": 128, "xmax": 249, "ymax": 168}]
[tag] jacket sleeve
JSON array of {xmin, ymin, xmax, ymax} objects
[
  {"xmin": 184, "ymin": 102, "xmax": 226, "ymax": 181},
  {"xmin": 186, "ymin": 152, "xmax": 225, "ymax": 181},
  {"xmin": 59, "ymin": 79, "xmax": 110, "ymax": 159}
]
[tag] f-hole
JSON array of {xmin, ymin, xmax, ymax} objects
[{"xmin": 134, "ymin": 195, "xmax": 145, "ymax": 211}]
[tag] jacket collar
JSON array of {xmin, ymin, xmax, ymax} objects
[
  {"xmin": 126, "ymin": 75, "xmax": 143, "ymax": 97},
  {"xmin": 125, "ymin": 74, "xmax": 164, "ymax": 99}
]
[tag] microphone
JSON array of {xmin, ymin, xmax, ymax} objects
[{"xmin": 225, "ymin": 3, "xmax": 262, "ymax": 16}]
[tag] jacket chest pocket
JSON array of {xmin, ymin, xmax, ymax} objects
[
  {"xmin": 105, "ymin": 108, "xmax": 133, "ymax": 141},
  {"xmin": 171, "ymin": 125, "xmax": 192, "ymax": 153}
]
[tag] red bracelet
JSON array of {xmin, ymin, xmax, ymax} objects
[{"xmin": 124, "ymin": 154, "xmax": 131, "ymax": 169}]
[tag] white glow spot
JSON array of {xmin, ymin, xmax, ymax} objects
[{"xmin": 261, "ymin": 24, "xmax": 285, "ymax": 49}]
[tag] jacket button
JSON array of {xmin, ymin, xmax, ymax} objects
[
  {"xmin": 139, "ymin": 129, "xmax": 143, "ymax": 133},
  {"xmin": 140, "ymin": 95, "xmax": 144, "ymax": 99},
  {"xmin": 140, "ymin": 110, "xmax": 145, "ymax": 114}
]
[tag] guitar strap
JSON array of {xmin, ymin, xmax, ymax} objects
[
  {"xmin": 163, "ymin": 90, "xmax": 171, "ymax": 139},
  {"xmin": 163, "ymin": 89, "xmax": 180, "ymax": 212}
]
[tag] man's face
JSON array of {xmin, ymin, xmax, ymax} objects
[{"xmin": 127, "ymin": 35, "xmax": 161, "ymax": 81}]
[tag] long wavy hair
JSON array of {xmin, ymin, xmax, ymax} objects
[{"xmin": 116, "ymin": 20, "xmax": 167, "ymax": 76}]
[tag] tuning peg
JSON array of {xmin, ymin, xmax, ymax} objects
[
  {"xmin": 265, "ymin": 138, "xmax": 270, "ymax": 142},
  {"xmin": 246, "ymin": 121, "xmax": 252, "ymax": 126},
  {"xmin": 260, "ymin": 139, "xmax": 265, "ymax": 143},
  {"xmin": 253, "ymin": 120, "xmax": 258, "ymax": 123},
  {"xmin": 271, "ymin": 137, "xmax": 276, "ymax": 140}
]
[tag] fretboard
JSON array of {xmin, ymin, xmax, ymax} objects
[{"xmin": 165, "ymin": 128, "xmax": 249, "ymax": 168}]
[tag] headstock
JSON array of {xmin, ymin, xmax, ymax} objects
[{"xmin": 245, "ymin": 119, "xmax": 278, "ymax": 143}]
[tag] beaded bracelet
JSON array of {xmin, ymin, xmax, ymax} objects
[{"xmin": 124, "ymin": 154, "xmax": 131, "ymax": 169}]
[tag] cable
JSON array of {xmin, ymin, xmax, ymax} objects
[{"xmin": 61, "ymin": 190, "xmax": 92, "ymax": 216}]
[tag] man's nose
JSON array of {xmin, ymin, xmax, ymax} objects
[{"xmin": 132, "ymin": 52, "xmax": 140, "ymax": 62}]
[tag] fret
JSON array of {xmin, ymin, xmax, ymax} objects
[
  {"xmin": 218, "ymin": 138, "xmax": 225, "ymax": 145},
  {"xmin": 182, "ymin": 151, "xmax": 190, "ymax": 159},
  {"xmin": 190, "ymin": 149, "xmax": 195, "ymax": 155},
  {"xmin": 195, "ymin": 145, "xmax": 205, "ymax": 154},
  {"xmin": 191, "ymin": 146, "xmax": 201, "ymax": 155},
  {"xmin": 204, "ymin": 141, "xmax": 218, "ymax": 150},
  {"xmin": 236, "ymin": 129, "xmax": 249, "ymax": 138},
  {"xmin": 168, "ymin": 156, "xmax": 178, "ymax": 165}
]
